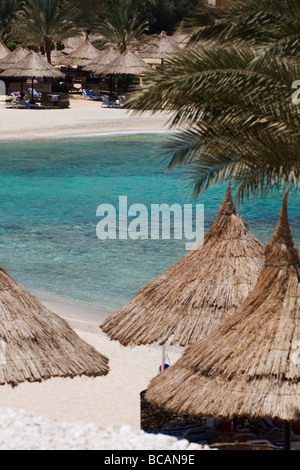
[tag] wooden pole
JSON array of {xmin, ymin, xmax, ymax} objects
[{"xmin": 283, "ymin": 421, "xmax": 291, "ymax": 450}]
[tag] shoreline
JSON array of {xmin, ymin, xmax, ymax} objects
[
  {"xmin": 0, "ymin": 96, "xmax": 178, "ymax": 141},
  {"xmin": 0, "ymin": 97, "xmax": 184, "ymax": 432}
]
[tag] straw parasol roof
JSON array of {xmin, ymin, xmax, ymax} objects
[
  {"xmin": 0, "ymin": 45, "xmax": 30, "ymax": 70},
  {"xmin": 146, "ymin": 193, "xmax": 300, "ymax": 423},
  {"xmin": 0, "ymin": 50, "xmax": 64, "ymax": 79},
  {"xmin": 0, "ymin": 39, "xmax": 10, "ymax": 60},
  {"xmin": 83, "ymin": 48, "xmax": 121, "ymax": 73},
  {"xmin": 100, "ymin": 184, "xmax": 265, "ymax": 347},
  {"xmin": 61, "ymin": 38, "xmax": 102, "ymax": 67},
  {"xmin": 37, "ymin": 50, "xmax": 68, "ymax": 66},
  {"xmin": 0, "ymin": 263, "xmax": 109, "ymax": 387},
  {"xmin": 100, "ymin": 50, "xmax": 151, "ymax": 76},
  {"xmin": 139, "ymin": 31, "xmax": 181, "ymax": 60},
  {"xmin": 62, "ymin": 34, "xmax": 86, "ymax": 54}
]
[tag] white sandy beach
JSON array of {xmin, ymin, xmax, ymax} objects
[
  {"xmin": 0, "ymin": 301, "xmax": 183, "ymax": 431},
  {"xmin": 0, "ymin": 94, "xmax": 175, "ymax": 140},
  {"xmin": 0, "ymin": 98, "xmax": 184, "ymax": 440}
]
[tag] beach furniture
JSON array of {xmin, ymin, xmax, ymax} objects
[
  {"xmin": 101, "ymin": 95, "xmax": 120, "ymax": 108},
  {"xmin": 100, "ymin": 184, "xmax": 265, "ymax": 347},
  {"xmin": 0, "ymin": 261, "xmax": 109, "ymax": 388},
  {"xmin": 82, "ymin": 89, "xmax": 103, "ymax": 101},
  {"xmin": 28, "ymin": 87, "xmax": 42, "ymax": 98},
  {"xmin": 10, "ymin": 92, "xmax": 31, "ymax": 109},
  {"xmin": 145, "ymin": 193, "xmax": 300, "ymax": 450}
]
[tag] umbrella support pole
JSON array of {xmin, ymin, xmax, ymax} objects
[
  {"xmin": 283, "ymin": 421, "xmax": 291, "ymax": 450},
  {"xmin": 161, "ymin": 343, "xmax": 166, "ymax": 373}
]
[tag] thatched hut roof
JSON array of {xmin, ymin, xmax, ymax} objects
[
  {"xmin": 61, "ymin": 38, "xmax": 102, "ymax": 67},
  {"xmin": 100, "ymin": 185, "xmax": 264, "ymax": 347},
  {"xmin": 139, "ymin": 32, "xmax": 181, "ymax": 59},
  {"xmin": 0, "ymin": 264, "xmax": 109, "ymax": 388},
  {"xmin": 100, "ymin": 50, "xmax": 151, "ymax": 76},
  {"xmin": 0, "ymin": 39, "xmax": 10, "ymax": 60},
  {"xmin": 37, "ymin": 50, "xmax": 68, "ymax": 66},
  {"xmin": 62, "ymin": 34, "xmax": 86, "ymax": 54},
  {"xmin": 146, "ymin": 193, "xmax": 300, "ymax": 422},
  {"xmin": 0, "ymin": 45, "xmax": 30, "ymax": 70},
  {"xmin": 0, "ymin": 50, "xmax": 64, "ymax": 79},
  {"xmin": 83, "ymin": 48, "xmax": 121, "ymax": 73}
]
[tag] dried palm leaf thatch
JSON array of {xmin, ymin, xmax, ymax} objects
[
  {"xmin": 0, "ymin": 50, "xmax": 64, "ymax": 79},
  {"xmin": 61, "ymin": 38, "xmax": 102, "ymax": 67},
  {"xmin": 100, "ymin": 184, "xmax": 264, "ymax": 347},
  {"xmin": 0, "ymin": 39, "xmax": 9, "ymax": 60},
  {"xmin": 0, "ymin": 265, "xmax": 109, "ymax": 388},
  {"xmin": 100, "ymin": 50, "xmax": 150, "ymax": 76},
  {"xmin": 83, "ymin": 48, "xmax": 121, "ymax": 73},
  {"xmin": 62, "ymin": 34, "xmax": 86, "ymax": 54},
  {"xmin": 139, "ymin": 32, "xmax": 181, "ymax": 59},
  {"xmin": 0, "ymin": 45, "xmax": 30, "ymax": 70},
  {"xmin": 146, "ymin": 193, "xmax": 300, "ymax": 422}
]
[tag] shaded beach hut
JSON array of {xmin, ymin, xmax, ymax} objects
[
  {"xmin": 146, "ymin": 193, "xmax": 299, "ymax": 449},
  {"xmin": 0, "ymin": 263, "xmax": 109, "ymax": 388},
  {"xmin": 0, "ymin": 50, "xmax": 64, "ymax": 103},
  {"xmin": 139, "ymin": 32, "xmax": 181, "ymax": 65},
  {"xmin": 98, "ymin": 50, "xmax": 151, "ymax": 94},
  {"xmin": 61, "ymin": 37, "xmax": 102, "ymax": 68},
  {"xmin": 0, "ymin": 39, "xmax": 10, "ymax": 60},
  {"xmin": 100, "ymin": 185, "xmax": 265, "ymax": 348}
]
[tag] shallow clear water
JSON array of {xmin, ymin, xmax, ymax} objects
[{"xmin": 0, "ymin": 133, "xmax": 299, "ymax": 317}]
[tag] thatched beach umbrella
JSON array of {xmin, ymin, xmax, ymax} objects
[
  {"xmin": 100, "ymin": 185, "xmax": 264, "ymax": 348},
  {"xmin": 62, "ymin": 34, "xmax": 86, "ymax": 54},
  {"xmin": 0, "ymin": 40, "xmax": 9, "ymax": 60},
  {"xmin": 0, "ymin": 264, "xmax": 109, "ymax": 388},
  {"xmin": 100, "ymin": 50, "xmax": 151, "ymax": 76},
  {"xmin": 0, "ymin": 50, "xmax": 64, "ymax": 103},
  {"xmin": 39, "ymin": 49, "xmax": 68, "ymax": 66},
  {"xmin": 146, "ymin": 193, "xmax": 299, "ymax": 449},
  {"xmin": 98, "ymin": 50, "xmax": 151, "ymax": 95},
  {"xmin": 139, "ymin": 32, "xmax": 181, "ymax": 64},
  {"xmin": 0, "ymin": 45, "xmax": 30, "ymax": 71},
  {"xmin": 83, "ymin": 48, "xmax": 121, "ymax": 73},
  {"xmin": 61, "ymin": 37, "xmax": 102, "ymax": 67}
]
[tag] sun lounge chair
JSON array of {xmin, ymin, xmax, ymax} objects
[
  {"xmin": 101, "ymin": 95, "xmax": 120, "ymax": 108},
  {"xmin": 10, "ymin": 92, "xmax": 31, "ymax": 109},
  {"xmin": 82, "ymin": 89, "xmax": 103, "ymax": 101},
  {"xmin": 151, "ymin": 422, "xmax": 207, "ymax": 442},
  {"xmin": 28, "ymin": 88, "xmax": 42, "ymax": 98}
]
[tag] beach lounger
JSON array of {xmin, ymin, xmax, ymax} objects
[
  {"xmin": 151, "ymin": 423, "xmax": 207, "ymax": 442},
  {"xmin": 101, "ymin": 95, "xmax": 120, "ymax": 108},
  {"xmin": 28, "ymin": 88, "xmax": 42, "ymax": 98},
  {"xmin": 10, "ymin": 93, "xmax": 31, "ymax": 109},
  {"xmin": 82, "ymin": 89, "xmax": 103, "ymax": 101}
]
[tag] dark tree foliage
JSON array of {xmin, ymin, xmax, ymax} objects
[{"xmin": 105, "ymin": 0, "xmax": 202, "ymax": 34}]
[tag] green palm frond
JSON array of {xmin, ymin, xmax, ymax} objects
[
  {"xmin": 188, "ymin": 0, "xmax": 300, "ymax": 58},
  {"xmin": 12, "ymin": 0, "xmax": 80, "ymax": 61},
  {"xmin": 130, "ymin": 48, "xmax": 299, "ymax": 126},
  {"xmin": 98, "ymin": 3, "xmax": 149, "ymax": 53}
]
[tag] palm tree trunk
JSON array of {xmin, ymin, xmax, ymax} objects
[{"xmin": 46, "ymin": 49, "xmax": 52, "ymax": 64}]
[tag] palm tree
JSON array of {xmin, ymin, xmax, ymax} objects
[
  {"xmin": 98, "ymin": 3, "xmax": 149, "ymax": 54},
  {"xmin": 75, "ymin": 0, "xmax": 107, "ymax": 36},
  {"xmin": 12, "ymin": 0, "xmax": 80, "ymax": 63},
  {"xmin": 129, "ymin": 0, "xmax": 300, "ymax": 203},
  {"xmin": 0, "ymin": 0, "xmax": 24, "ymax": 40}
]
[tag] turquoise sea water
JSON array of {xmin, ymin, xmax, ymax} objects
[{"xmin": 0, "ymin": 133, "xmax": 299, "ymax": 317}]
